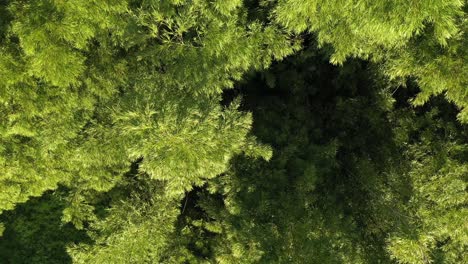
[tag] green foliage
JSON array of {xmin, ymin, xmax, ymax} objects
[
  {"xmin": 384, "ymin": 24, "xmax": 468, "ymax": 122},
  {"xmin": 274, "ymin": 0, "xmax": 463, "ymax": 62},
  {"xmin": 274, "ymin": 0, "xmax": 468, "ymax": 122},
  {"xmin": 0, "ymin": 190, "xmax": 88, "ymax": 264},
  {"xmin": 160, "ymin": 50, "xmax": 402, "ymax": 263},
  {"xmin": 387, "ymin": 107, "xmax": 468, "ymax": 263},
  {"xmin": 68, "ymin": 177, "xmax": 181, "ymax": 263},
  {"xmin": 0, "ymin": 1, "xmax": 466, "ymax": 263},
  {"xmin": 0, "ymin": 0, "xmax": 295, "ymax": 215}
]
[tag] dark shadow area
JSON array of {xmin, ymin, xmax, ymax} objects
[
  {"xmin": 0, "ymin": 0, "xmax": 11, "ymax": 41},
  {"xmin": 0, "ymin": 190, "xmax": 89, "ymax": 264},
  {"xmin": 187, "ymin": 44, "xmax": 413, "ymax": 262}
]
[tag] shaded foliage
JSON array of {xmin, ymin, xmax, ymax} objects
[
  {"xmin": 0, "ymin": 1, "xmax": 466, "ymax": 263},
  {"xmin": 0, "ymin": 190, "xmax": 89, "ymax": 264}
]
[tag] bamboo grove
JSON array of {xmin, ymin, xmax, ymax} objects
[{"xmin": 0, "ymin": 1, "xmax": 467, "ymax": 263}]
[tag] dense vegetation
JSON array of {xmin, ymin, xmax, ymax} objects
[{"xmin": 0, "ymin": 1, "xmax": 466, "ymax": 263}]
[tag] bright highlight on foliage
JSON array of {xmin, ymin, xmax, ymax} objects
[{"xmin": 0, "ymin": 1, "xmax": 466, "ymax": 263}]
